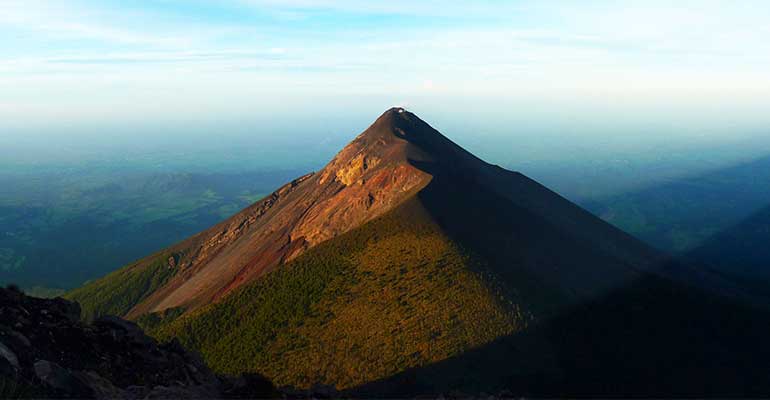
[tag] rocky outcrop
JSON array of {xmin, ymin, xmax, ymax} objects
[
  {"xmin": 0, "ymin": 286, "xmax": 279, "ymax": 399},
  {"xmin": 177, "ymin": 172, "xmax": 316, "ymax": 274}
]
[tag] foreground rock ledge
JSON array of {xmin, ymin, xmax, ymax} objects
[{"xmin": 0, "ymin": 285, "xmax": 283, "ymax": 399}]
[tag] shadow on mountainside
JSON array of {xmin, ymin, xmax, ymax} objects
[
  {"xmin": 395, "ymin": 110, "xmax": 670, "ymax": 309},
  {"xmin": 407, "ymin": 141, "xmax": 753, "ymax": 308},
  {"xmin": 349, "ymin": 273, "xmax": 770, "ymax": 398},
  {"xmin": 346, "ymin": 133, "xmax": 770, "ymax": 397},
  {"xmin": 684, "ymin": 204, "xmax": 770, "ymax": 300}
]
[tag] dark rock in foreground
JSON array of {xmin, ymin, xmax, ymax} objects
[{"xmin": 0, "ymin": 285, "xmax": 280, "ymax": 399}]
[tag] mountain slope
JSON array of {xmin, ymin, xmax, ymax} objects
[
  {"xmin": 68, "ymin": 108, "xmax": 661, "ymax": 320},
  {"xmin": 351, "ymin": 272, "xmax": 770, "ymax": 397},
  {"xmin": 146, "ymin": 197, "xmax": 526, "ymax": 389},
  {"xmin": 65, "ymin": 108, "xmax": 770, "ymax": 395},
  {"xmin": 686, "ymin": 204, "xmax": 770, "ymax": 299}
]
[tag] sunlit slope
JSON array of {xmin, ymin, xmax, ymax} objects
[{"xmin": 145, "ymin": 198, "xmax": 527, "ymax": 389}]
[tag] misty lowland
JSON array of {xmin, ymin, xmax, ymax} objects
[{"xmin": 3, "ymin": 2, "xmax": 770, "ymax": 399}]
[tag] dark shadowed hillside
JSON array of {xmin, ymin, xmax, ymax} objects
[
  {"xmin": 685, "ymin": 205, "xmax": 770, "ymax": 297},
  {"xmin": 352, "ymin": 274, "xmax": 770, "ymax": 397},
  {"xmin": 584, "ymin": 154, "xmax": 770, "ymax": 302},
  {"xmin": 585, "ymin": 155, "xmax": 770, "ymax": 253}
]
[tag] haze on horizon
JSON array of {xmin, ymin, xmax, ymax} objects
[{"xmin": 1, "ymin": 0, "xmax": 770, "ymax": 193}]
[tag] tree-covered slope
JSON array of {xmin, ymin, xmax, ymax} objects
[
  {"xmin": 145, "ymin": 198, "xmax": 526, "ymax": 389},
  {"xmin": 64, "ymin": 251, "xmax": 178, "ymax": 321},
  {"xmin": 351, "ymin": 274, "xmax": 770, "ymax": 397}
]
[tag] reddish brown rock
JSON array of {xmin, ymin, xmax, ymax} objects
[{"xmin": 125, "ymin": 108, "xmax": 441, "ymax": 317}]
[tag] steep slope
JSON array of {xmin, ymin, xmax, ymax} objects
[
  {"xmin": 146, "ymin": 198, "xmax": 525, "ymax": 390},
  {"xmin": 68, "ymin": 108, "xmax": 660, "ymax": 320}
]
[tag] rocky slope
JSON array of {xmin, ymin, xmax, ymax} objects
[{"xmin": 0, "ymin": 286, "xmax": 280, "ymax": 399}]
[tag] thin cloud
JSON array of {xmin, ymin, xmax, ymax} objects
[
  {"xmin": 1, "ymin": 0, "xmax": 769, "ymax": 125},
  {"xmin": 236, "ymin": 0, "xmax": 528, "ymax": 17},
  {"xmin": 43, "ymin": 50, "xmax": 288, "ymax": 65},
  {"xmin": 0, "ymin": 1, "xmax": 187, "ymax": 47}
]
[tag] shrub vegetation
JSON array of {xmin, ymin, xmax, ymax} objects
[
  {"xmin": 65, "ymin": 252, "xmax": 177, "ymax": 321},
  {"xmin": 147, "ymin": 199, "xmax": 526, "ymax": 389}
]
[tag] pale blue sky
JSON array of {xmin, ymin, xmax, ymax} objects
[{"xmin": 1, "ymin": 1, "xmax": 770, "ymax": 135}]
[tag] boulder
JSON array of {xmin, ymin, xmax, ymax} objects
[
  {"xmin": 223, "ymin": 373, "xmax": 279, "ymax": 399},
  {"xmin": 93, "ymin": 315, "xmax": 155, "ymax": 347},
  {"xmin": 8, "ymin": 330, "xmax": 31, "ymax": 347},
  {"xmin": 0, "ymin": 341, "xmax": 19, "ymax": 371},
  {"xmin": 34, "ymin": 360, "xmax": 93, "ymax": 398}
]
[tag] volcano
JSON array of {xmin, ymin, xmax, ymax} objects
[{"xmin": 67, "ymin": 108, "xmax": 770, "ymax": 396}]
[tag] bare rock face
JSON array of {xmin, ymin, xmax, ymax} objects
[
  {"xmin": 0, "ymin": 341, "xmax": 19, "ymax": 372},
  {"xmin": 335, "ymin": 154, "xmax": 380, "ymax": 185},
  {"xmin": 0, "ymin": 286, "xmax": 278, "ymax": 399}
]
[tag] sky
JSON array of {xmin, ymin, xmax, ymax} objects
[{"xmin": 1, "ymin": 0, "xmax": 770, "ymax": 166}]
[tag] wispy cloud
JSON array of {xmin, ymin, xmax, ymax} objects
[
  {"xmin": 235, "ymin": 0, "xmax": 529, "ymax": 17},
  {"xmin": 1, "ymin": 0, "xmax": 769, "ymax": 125},
  {"xmin": 0, "ymin": 1, "xmax": 192, "ymax": 47},
  {"xmin": 44, "ymin": 49, "xmax": 287, "ymax": 65}
]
